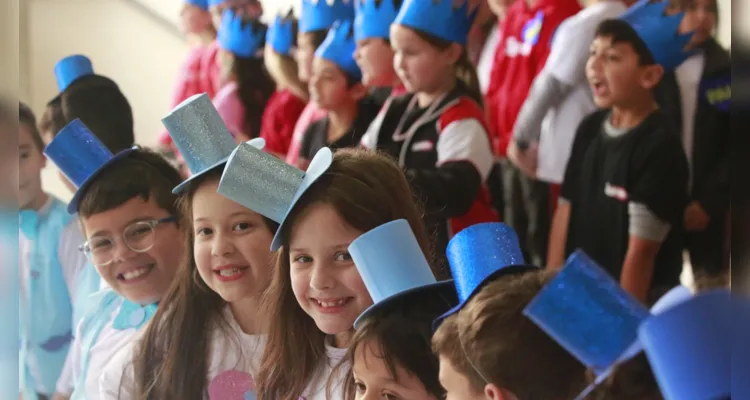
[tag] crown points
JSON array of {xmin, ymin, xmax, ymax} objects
[
  {"xmin": 218, "ymin": 10, "xmax": 266, "ymax": 58},
  {"xmin": 394, "ymin": 0, "xmax": 478, "ymax": 45}
]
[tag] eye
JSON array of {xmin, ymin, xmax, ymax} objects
[
  {"xmin": 90, "ymin": 238, "xmax": 113, "ymax": 251},
  {"xmin": 232, "ymin": 222, "xmax": 252, "ymax": 232},
  {"xmin": 20, "ymin": 151, "xmax": 30, "ymax": 160},
  {"xmin": 334, "ymin": 251, "xmax": 352, "ymax": 262},
  {"xmin": 293, "ymin": 255, "xmax": 313, "ymax": 264},
  {"xmin": 196, "ymin": 227, "xmax": 213, "ymax": 237},
  {"xmin": 383, "ymin": 393, "xmax": 400, "ymax": 400},
  {"xmin": 354, "ymin": 380, "xmax": 366, "ymax": 393}
]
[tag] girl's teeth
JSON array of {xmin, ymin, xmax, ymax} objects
[
  {"xmin": 122, "ymin": 266, "xmax": 150, "ymax": 281},
  {"xmin": 318, "ymin": 299, "xmax": 347, "ymax": 308},
  {"xmin": 218, "ymin": 268, "xmax": 242, "ymax": 277}
]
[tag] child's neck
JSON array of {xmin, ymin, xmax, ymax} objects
[
  {"xmin": 23, "ymin": 192, "xmax": 49, "ymax": 212},
  {"xmin": 416, "ymin": 75, "xmax": 457, "ymax": 108},
  {"xmin": 333, "ymin": 329, "xmax": 354, "ymax": 348},
  {"xmin": 327, "ymin": 100, "xmax": 359, "ymax": 143},
  {"xmin": 229, "ymin": 294, "xmax": 263, "ymax": 335},
  {"xmin": 188, "ymin": 30, "xmax": 215, "ymax": 47},
  {"xmin": 610, "ymin": 98, "xmax": 659, "ymax": 130}
]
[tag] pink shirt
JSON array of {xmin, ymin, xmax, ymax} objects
[
  {"xmin": 213, "ymin": 81, "xmax": 245, "ymax": 138},
  {"xmin": 285, "ymin": 102, "xmax": 326, "ymax": 165},
  {"xmin": 201, "ymin": 40, "xmax": 222, "ymax": 98}
]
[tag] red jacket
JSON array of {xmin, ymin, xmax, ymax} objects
[
  {"xmin": 486, "ymin": 0, "xmax": 580, "ymax": 156},
  {"xmin": 260, "ymin": 89, "xmax": 308, "ymax": 156}
]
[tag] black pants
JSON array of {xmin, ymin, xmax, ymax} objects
[{"xmin": 500, "ymin": 160, "xmax": 550, "ymax": 266}]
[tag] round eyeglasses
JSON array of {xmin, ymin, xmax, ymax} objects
[{"xmin": 79, "ymin": 216, "xmax": 177, "ymax": 267}]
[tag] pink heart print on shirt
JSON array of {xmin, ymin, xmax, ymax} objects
[{"xmin": 208, "ymin": 370, "xmax": 256, "ymax": 400}]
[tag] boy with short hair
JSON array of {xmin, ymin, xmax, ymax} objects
[{"xmin": 547, "ymin": 1, "xmax": 693, "ymax": 303}]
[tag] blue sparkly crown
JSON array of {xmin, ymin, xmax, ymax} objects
[
  {"xmin": 300, "ymin": 0, "xmax": 355, "ymax": 33},
  {"xmin": 315, "ymin": 20, "xmax": 361, "ymax": 81},
  {"xmin": 394, "ymin": 0, "xmax": 478, "ymax": 45},
  {"xmin": 354, "ymin": 0, "xmax": 400, "ymax": 41},
  {"xmin": 267, "ymin": 11, "xmax": 297, "ymax": 56},
  {"xmin": 620, "ymin": 0, "xmax": 694, "ymax": 71},
  {"xmin": 218, "ymin": 9, "xmax": 266, "ymax": 58}
]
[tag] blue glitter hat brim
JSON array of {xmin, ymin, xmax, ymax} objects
[
  {"xmin": 355, "ymin": 280, "xmax": 457, "ymax": 329},
  {"xmin": 270, "ymin": 147, "xmax": 334, "ymax": 251},
  {"xmin": 67, "ymin": 147, "xmax": 138, "ymax": 214},
  {"xmin": 172, "ymin": 156, "xmax": 230, "ymax": 194}
]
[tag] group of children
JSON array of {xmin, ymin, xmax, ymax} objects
[{"xmin": 16, "ymin": 0, "xmax": 733, "ymax": 399}]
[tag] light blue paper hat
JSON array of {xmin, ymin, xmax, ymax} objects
[
  {"xmin": 394, "ymin": 0, "xmax": 478, "ymax": 45},
  {"xmin": 315, "ymin": 20, "xmax": 361, "ymax": 81},
  {"xmin": 217, "ymin": 142, "xmax": 333, "ymax": 251},
  {"xmin": 54, "ymin": 55, "xmax": 94, "ymax": 92},
  {"xmin": 300, "ymin": 0, "xmax": 355, "ymax": 33},
  {"xmin": 43, "ymin": 119, "xmax": 137, "ymax": 214},
  {"xmin": 162, "ymin": 93, "xmax": 265, "ymax": 194},
  {"xmin": 267, "ymin": 11, "xmax": 297, "ymax": 56},
  {"xmin": 354, "ymin": 0, "xmax": 400, "ymax": 41},
  {"xmin": 218, "ymin": 9, "xmax": 266, "ymax": 58},
  {"xmin": 639, "ymin": 289, "xmax": 730, "ymax": 400},
  {"xmin": 434, "ymin": 223, "xmax": 535, "ymax": 327},
  {"xmin": 350, "ymin": 219, "xmax": 456, "ymax": 328}
]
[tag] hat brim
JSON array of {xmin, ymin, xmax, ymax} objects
[
  {"xmin": 270, "ymin": 147, "xmax": 334, "ymax": 251},
  {"xmin": 172, "ymin": 156, "xmax": 230, "ymax": 194},
  {"xmin": 354, "ymin": 280, "xmax": 457, "ymax": 329},
  {"xmin": 66, "ymin": 147, "xmax": 138, "ymax": 214}
]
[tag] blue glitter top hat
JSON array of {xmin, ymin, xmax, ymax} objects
[
  {"xmin": 43, "ymin": 119, "xmax": 136, "ymax": 214},
  {"xmin": 354, "ymin": 0, "xmax": 400, "ymax": 41},
  {"xmin": 300, "ymin": 0, "xmax": 355, "ymax": 33},
  {"xmin": 350, "ymin": 219, "xmax": 456, "ymax": 328},
  {"xmin": 619, "ymin": 0, "xmax": 694, "ymax": 71},
  {"xmin": 434, "ymin": 223, "xmax": 535, "ymax": 327},
  {"xmin": 394, "ymin": 0, "xmax": 478, "ymax": 45},
  {"xmin": 315, "ymin": 20, "xmax": 361, "ymax": 81},
  {"xmin": 218, "ymin": 9, "xmax": 266, "ymax": 58},
  {"xmin": 162, "ymin": 93, "xmax": 266, "ymax": 194},
  {"xmin": 267, "ymin": 12, "xmax": 297, "ymax": 56},
  {"xmin": 185, "ymin": 0, "xmax": 209, "ymax": 10},
  {"xmin": 54, "ymin": 55, "xmax": 94, "ymax": 92},
  {"xmin": 217, "ymin": 143, "xmax": 333, "ymax": 251},
  {"xmin": 639, "ymin": 289, "xmax": 730, "ymax": 400}
]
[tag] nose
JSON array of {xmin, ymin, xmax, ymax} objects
[
  {"xmin": 211, "ymin": 231, "xmax": 235, "ymax": 257},
  {"xmin": 111, "ymin": 239, "xmax": 138, "ymax": 264},
  {"xmin": 393, "ymin": 52, "xmax": 405, "ymax": 73},
  {"xmin": 309, "ymin": 261, "xmax": 335, "ymax": 291},
  {"xmin": 353, "ymin": 46, "xmax": 362, "ymax": 63}
]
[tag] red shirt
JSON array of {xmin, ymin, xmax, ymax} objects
[
  {"xmin": 260, "ymin": 89, "xmax": 309, "ymax": 156},
  {"xmin": 486, "ymin": 0, "xmax": 580, "ymax": 156}
]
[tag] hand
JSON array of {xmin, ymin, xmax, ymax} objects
[
  {"xmin": 684, "ymin": 201, "xmax": 711, "ymax": 231},
  {"xmin": 507, "ymin": 139, "xmax": 538, "ymax": 178},
  {"xmin": 52, "ymin": 393, "xmax": 71, "ymax": 400}
]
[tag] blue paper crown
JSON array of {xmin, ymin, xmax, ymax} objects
[
  {"xmin": 300, "ymin": 0, "xmax": 355, "ymax": 33},
  {"xmin": 619, "ymin": 0, "xmax": 694, "ymax": 71},
  {"xmin": 315, "ymin": 20, "xmax": 361, "ymax": 81},
  {"xmin": 43, "ymin": 119, "xmax": 136, "ymax": 214},
  {"xmin": 54, "ymin": 55, "xmax": 94, "ymax": 92},
  {"xmin": 394, "ymin": 0, "xmax": 478, "ymax": 45},
  {"xmin": 267, "ymin": 12, "xmax": 296, "ymax": 56},
  {"xmin": 208, "ymin": 0, "xmax": 224, "ymax": 7},
  {"xmin": 354, "ymin": 0, "xmax": 400, "ymax": 41},
  {"xmin": 185, "ymin": 0, "xmax": 209, "ymax": 10},
  {"xmin": 218, "ymin": 9, "xmax": 266, "ymax": 58},
  {"xmin": 350, "ymin": 219, "xmax": 456, "ymax": 328}
]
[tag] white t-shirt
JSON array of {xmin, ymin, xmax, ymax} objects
[
  {"xmin": 674, "ymin": 51, "xmax": 705, "ymax": 189},
  {"xmin": 99, "ymin": 306, "xmax": 266, "ymax": 400},
  {"xmin": 477, "ymin": 24, "xmax": 502, "ymax": 96},
  {"xmin": 301, "ymin": 339, "xmax": 349, "ymax": 400},
  {"xmin": 537, "ymin": 1, "xmax": 628, "ymax": 184}
]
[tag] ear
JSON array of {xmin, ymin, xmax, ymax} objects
[
  {"xmin": 639, "ymin": 64, "xmax": 664, "ymax": 90},
  {"xmin": 445, "ymin": 42, "xmax": 463, "ymax": 65},
  {"xmin": 483, "ymin": 384, "xmax": 518, "ymax": 400},
  {"xmin": 348, "ymin": 82, "xmax": 368, "ymax": 101}
]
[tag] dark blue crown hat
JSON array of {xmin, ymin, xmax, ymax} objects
[
  {"xmin": 162, "ymin": 93, "xmax": 266, "ymax": 194},
  {"xmin": 267, "ymin": 12, "xmax": 296, "ymax": 56},
  {"xmin": 185, "ymin": 0, "xmax": 209, "ymax": 10},
  {"xmin": 639, "ymin": 289, "xmax": 731, "ymax": 400},
  {"xmin": 315, "ymin": 20, "xmax": 362, "ymax": 81},
  {"xmin": 619, "ymin": 0, "xmax": 695, "ymax": 71},
  {"xmin": 394, "ymin": 0, "xmax": 478, "ymax": 45},
  {"xmin": 350, "ymin": 219, "xmax": 456, "ymax": 328},
  {"xmin": 54, "ymin": 55, "xmax": 94, "ymax": 93},
  {"xmin": 300, "ymin": 0, "xmax": 355, "ymax": 33},
  {"xmin": 43, "ymin": 119, "xmax": 137, "ymax": 214},
  {"xmin": 354, "ymin": 0, "xmax": 400, "ymax": 41},
  {"xmin": 218, "ymin": 9, "xmax": 266, "ymax": 58}
]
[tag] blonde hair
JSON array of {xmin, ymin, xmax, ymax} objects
[{"xmin": 264, "ymin": 46, "xmax": 309, "ymax": 102}]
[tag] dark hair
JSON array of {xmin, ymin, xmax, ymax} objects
[
  {"xmin": 304, "ymin": 29, "xmax": 329, "ymax": 50},
  {"xmin": 39, "ymin": 97, "xmax": 67, "ymax": 140},
  {"xmin": 61, "ymin": 75, "xmax": 135, "ymax": 152},
  {"xmin": 19, "ymin": 102, "xmax": 43, "ymax": 152},
  {"xmin": 595, "ymin": 19, "xmax": 656, "ymax": 66},
  {"xmin": 133, "ymin": 168, "xmax": 278, "ymax": 400},
  {"xmin": 588, "ymin": 354, "xmax": 663, "ymax": 400},
  {"xmin": 77, "ymin": 148, "xmax": 183, "ymax": 219}
]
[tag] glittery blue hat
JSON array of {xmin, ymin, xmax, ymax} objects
[
  {"xmin": 43, "ymin": 119, "xmax": 136, "ymax": 214},
  {"xmin": 732, "ymin": 297, "xmax": 750, "ymax": 400},
  {"xmin": 162, "ymin": 93, "xmax": 265, "ymax": 194},
  {"xmin": 185, "ymin": 0, "xmax": 209, "ymax": 10},
  {"xmin": 54, "ymin": 55, "xmax": 94, "ymax": 92},
  {"xmin": 639, "ymin": 289, "xmax": 730, "ymax": 400},
  {"xmin": 350, "ymin": 219, "xmax": 456, "ymax": 328},
  {"xmin": 619, "ymin": 0, "xmax": 694, "ymax": 71},
  {"xmin": 315, "ymin": 20, "xmax": 361, "ymax": 81},
  {"xmin": 354, "ymin": 0, "xmax": 400, "ymax": 41},
  {"xmin": 217, "ymin": 143, "xmax": 333, "ymax": 251},
  {"xmin": 650, "ymin": 285, "xmax": 692, "ymax": 314},
  {"xmin": 267, "ymin": 12, "xmax": 296, "ymax": 56},
  {"xmin": 434, "ymin": 223, "xmax": 535, "ymax": 327},
  {"xmin": 300, "ymin": 0, "xmax": 355, "ymax": 33},
  {"xmin": 218, "ymin": 9, "xmax": 266, "ymax": 58},
  {"xmin": 394, "ymin": 0, "xmax": 478, "ymax": 45}
]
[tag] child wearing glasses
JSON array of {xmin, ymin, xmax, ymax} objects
[{"xmin": 43, "ymin": 119, "xmax": 185, "ymax": 400}]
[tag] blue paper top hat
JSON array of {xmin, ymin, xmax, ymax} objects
[
  {"xmin": 43, "ymin": 119, "xmax": 136, "ymax": 214},
  {"xmin": 354, "ymin": 0, "xmax": 400, "ymax": 41},
  {"xmin": 185, "ymin": 0, "xmax": 209, "ymax": 10},
  {"xmin": 267, "ymin": 12, "xmax": 296, "ymax": 56},
  {"xmin": 639, "ymin": 290, "xmax": 730, "ymax": 400},
  {"xmin": 350, "ymin": 219, "xmax": 456, "ymax": 328},
  {"xmin": 315, "ymin": 20, "xmax": 361, "ymax": 81},
  {"xmin": 394, "ymin": 0, "xmax": 478, "ymax": 45},
  {"xmin": 54, "ymin": 55, "xmax": 94, "ymax": 92},
  {"xmin": 218, "ymin": 143, "xmax": 333, "ymax": 251},
  {"xmin": 162, "ymin": 93, "xmax": 266, "ymax": 194},
  {"xmin": 650, "ymin": 285, "xmax": 692, "ymax": 315},
  {"xmin": 619, "ymin": 0, "xmax": 694, "ymax": 71},
  {"xmin": 435, "ymin": 223, "xmax": 534, "ymax": 325},
  {"xmin": 218, "ymin": 9, "xmax": 266, "ymax": 58},
  {"xmin": 300, "ymin": 0, "xmax": 355, "ymax": 33}
]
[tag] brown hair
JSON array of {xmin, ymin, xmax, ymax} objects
[
  {"xmin": 587, "ymin": 353, "xmax": 663, "ymax": 400},
  {"xmin": 456, "ymin": 270, "xmax": 587, "ymax": 399},
  {"xmin": 38, "ymin": 97, "xmax": 66, "ymax": 141},
  {"xmin": 432, "ymin": 313, "xmax": 485, "ymax": 394},
  {"xmin": 19, "ymin": 102, "xmax": 43, "ymax": 152},
  {"xmin": 132, "ymin": 168, "xmax": 278, "ymax": 400},
  {"xmin": 264, "ymin": 47, "xmax": 309, "ymax": 102},
  {"xmin": 256, "ymin": 147, "xmax": 431, "ymax": 400}
]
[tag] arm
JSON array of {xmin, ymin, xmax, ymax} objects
[
  {"xmin": 99, "ymin": 343, "xmax": 136, "ymax": 400},
  {"xmin": 513, "ymin": 71, "xmax": 574, "ymax": 144},
  {"xmin": 547, "ymin": 199, "xmax": 571, "ymax": 269}
]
